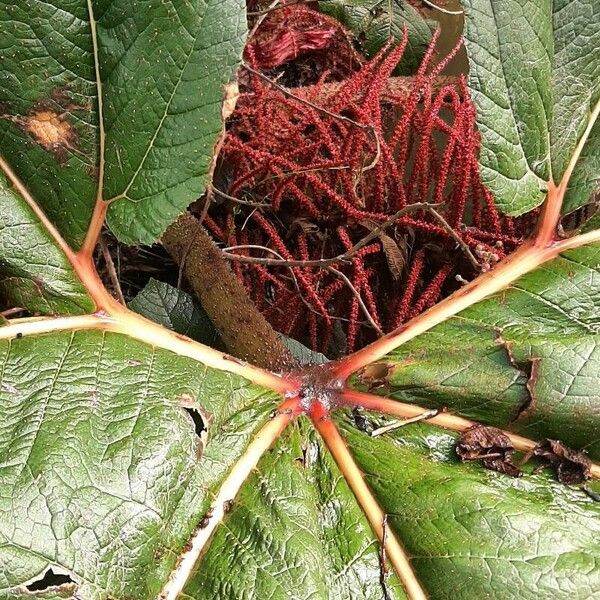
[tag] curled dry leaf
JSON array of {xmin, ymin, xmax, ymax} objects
[
  {"xmin": 533, "ymin": 439, "xmax": 592, "ymax": 485},
  {"xmin": 456, "ymin": 425, "xmax": 522, "ymax": 477},
  {"xmin": 360, "ymin": 220, "xmax": 408, "ymax": 281}
]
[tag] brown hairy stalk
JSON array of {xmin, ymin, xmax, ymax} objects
[{"xmin": 162, "ymin": 213, "xmax": 295, "ymax": 371}]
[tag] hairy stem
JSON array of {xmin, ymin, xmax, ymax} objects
[{"xmin": 162, "ymin": 213, "xmax": 295, "ymax": 372}]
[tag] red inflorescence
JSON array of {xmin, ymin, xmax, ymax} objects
[{"xmin": 206, "ymin": 8, "xmax": 536, "ymax": 354}]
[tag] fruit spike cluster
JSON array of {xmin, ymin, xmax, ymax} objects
[{"xmin": 205, "ymin": 6, "xmax": 536, "ymax": 354}]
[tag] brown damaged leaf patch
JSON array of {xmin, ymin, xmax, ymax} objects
[
  {"xmin": 357, "ymin": 362, "xmax": 395, "ymax": 390},
  {"xmin": 22, "ymin": 110, "xmax": 79, "ymax": 159},
  {"xmin": 456, "ymin": 425, "xmax": 522, "ymax": 477},
  {"xmin": 222, "ymin": 81, "xmax": 240, "ymax": 120},
  {"xmin": 1, "ymin": 106, "xmax": 80, "ymax": 164}
]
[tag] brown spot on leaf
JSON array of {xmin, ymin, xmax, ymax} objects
[
  {"xmin": 0, "ymin": 86, "xmax": 94, "ymax": 164},
  {"xmin": 352, "ymin": 406, "xmax": 373, "ymax": 434},
  {"xmin": 222, "ymin": 353, "xmax": 246, "ymax": 365},
  {"xmin": 22, "ymin": 110, "xmax": 79, "ymax": 159},
  {"xmin": 294, "ymin": 443, "xmax": 309, "ymax": 468},
  {"xmin": 456, "ymin": 425, "xmax": 522, "ymax": 477},
  {"xmin": 532, "ymin": 439, "xmax": 591, "ymax": 485},
  {"xmin": 87, "ymin": 163, "xmax": 99, "ymax": 180},
  {"xmin": 357, "ymin": 362, "xmax": 393, "ymax": 390}
]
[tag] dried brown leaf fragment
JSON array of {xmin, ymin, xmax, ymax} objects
[
  {"xmin": 532, "ymin": 439, "xmax": 592, "ymax": 485},
  {"xmin": 456, "ymin": 425, "xmax": 522, "ymax": 477}
]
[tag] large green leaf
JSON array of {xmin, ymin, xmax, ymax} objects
[
  {"xmin": 182, "ymin": 415, "xmax": 600, "ymax": 600},
  {"xmin": 0, "ymin": 0, "xmax": 246, "ymax": 246},
  {"xmin": 0, "ymin": 329, "xmax": 278, "ymax": 599},
  {"xmin": 342, "ymin": 419, "xmax": 600, "ymax": 600},
  {"xmin": 463, "ymin": 0, "xmax": 600, "ymax": 214},
  {"xmin": 352, "ymin": 243, "xmax": 600, "ymax": 458},
  {"xmin": 129, "ymin": 278, "xmax": 222, "ymax": 347},
  {"xmin": 0, "ymin": 0, "xmax": 98, "ymax": 247},
  {"xmin": 186, "ymin": 421, "xmax": 407, "ymax": 600}
]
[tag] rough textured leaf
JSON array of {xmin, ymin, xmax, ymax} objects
[
  {"xmin": 0, "ymin": 0, "xmax": 247, "ymax": 246},
  {"xmin": 353, "ymin": 243, "xmax": 600, "ymax": 458},
  {"xmin": 341, "ymin": 418, "xmax": 600, "ymax": 600},
  {"xmin": 1, "ymin": 2, "xmax": 599, "ymax": 598},
  {"xmin": 182, "ymin": 415, "xmax": 600, "ymax": 600},
  {"xmin": 101, "ymin": 0, "xmax": 247, "ymax": 243},
  {"xmin": 463, "ymin": 0, "xmax": 600, "ymax": 214},
  {"xmin": 186, "ymin": 421, "xmax": 407, "ymax": 600},
  {"xmin": 320, "ymin": 0, "xmax": 434, "ymax": 74},
  {"xmin": 0, "ymin": 173, "xmax": 93, "ymax": 315},
  {"xmin": 0, "ymin": 0, "xmax": 98, "ymax": 247},
  {"xmin": 0, "ymin": 329, "xmax": 278, "ymax": 599},
  {"xmin": 129, "ymin": 278, "xmax": 222, "ymax": 347}
]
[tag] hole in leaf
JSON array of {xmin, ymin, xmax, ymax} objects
[
  {"xmin": 25, "ymin": 567, "xmax": 75, "ymax": 592},
  {"xmin": 182, "ymin": 405, "xmax": 206, "ymax": 437},
  {"xmin": 178, "ymin": 394, "xmax": 210, "ymax": 460},
  {"xmin": 358, "ymin": 362, "xmax": 393, "ymax": 390}
]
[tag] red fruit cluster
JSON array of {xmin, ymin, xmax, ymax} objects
[{"xmin": 205, "ymin": 7, "xmax": 536, "ymax": 354}]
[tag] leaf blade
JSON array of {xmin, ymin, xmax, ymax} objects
[
  {"xmin": 100, "ymin": 0, "xmax": 247, "ymax": 244},
  {"xmin": 0, "ymin": 173, "xmax": 94, "ymax": 314},
  {"xmin": 0, "ymin": 0, "xmax": 247, "ymax": 247},
  {"xmin": 186, "ymin": 421, "xmax": 408, "ymax": 600},
  {"xmin": 319, "ymin": 0, "xmax": 435, "ymax": 74},
  {"xmin": 342, "ymin": 418, "xmax": 600, "ymax": 600},
  {"xmin": 463, "ymin": 0, "xmax": 600, "ymax": 214},
  {"xmin": 352, "ymin": 243, "xmax": 600, "ymax": 458},
  {"xmin": 0, "ymin": 328, "xmax": 279, "ymax": 599},
  {"xmin": 0, "ymin": 1, "xmax": 98, "ymax": 247}
]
